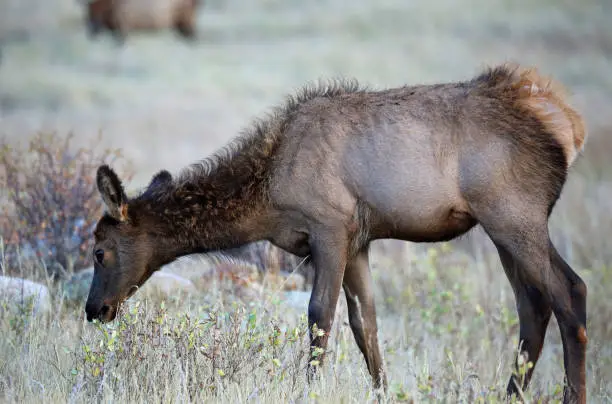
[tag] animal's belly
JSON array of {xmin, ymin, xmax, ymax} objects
[
  {"xmin": 119, "ymin": 3, "xmax": 175, "ymax": 28},
  {"xmin": 352, "ymin": 168, "xmax": 474, "ymax": 242},
  {"xmin": 374, "ymin": 207, "xmax": 476, "ymax": 242},
  {"xmin": 342, "ymin": 128, "xmax": 473, "ymax": 241}
]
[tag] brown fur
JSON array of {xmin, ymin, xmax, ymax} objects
[
  {"xmin": 84, "ymin": 0, "xmax": 201, "ymax": 42},
  {"xmin": 484, "ymin": 63, "xmax": 586, "ymax": 165},
  {"xmin": 86, "ymin": 63, "xmax": 588, "ymax": 404},
  {"xmin": 577, "ymin": 326, "xmax": 588, "ymax": 345}
]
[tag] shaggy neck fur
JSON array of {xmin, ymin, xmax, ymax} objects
[{"xmin": 130, "ymin": 144, "xmax": 275, "ymax": 256}]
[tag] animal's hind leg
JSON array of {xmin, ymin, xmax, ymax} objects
[
  {"xmin": 475, "ymin": 201, "xmax": 587, "ymax": 404},
  {"xmin": 107, "ymin": 13, "xmax": 127, "ymax": 45},
  {"xmin": 343, "ymin": 247, "xmax": 387, "ymax": 391},
  {"xmin": 495, "ymin": 245, "xmax": 552, "ymax": 396},
  {"xmin": 174, "ymin": 14, "xmax": 197, "ymax": 40},
  {"xmin": 549, "ymin": 242, "xmax": 587, "ymax": 404},
  {"xmin": 85, "ymin": 18, "xmax": 102, "ymax": 39},
  {"xmin": 111, "ymin": 30, "xmax": 126, "ymax": 46}
]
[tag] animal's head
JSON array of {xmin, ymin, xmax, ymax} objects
[{"xmin": 85, "ymin": 165, "xmax": 173, "ymax": 322}]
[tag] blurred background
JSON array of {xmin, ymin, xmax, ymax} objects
[
  {"xmin": 0, "ymin": 0, "xmax": 611, "ymax": 401},
  {"xmin": 1, "ymin": 0, "xmax": 609, "ymax": 183},
  {"xmin": 1, "ymin": 0, "xmax": 611, "ymax": 269}
]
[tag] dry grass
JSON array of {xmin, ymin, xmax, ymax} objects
[
  {"xmin": 1, "ymin": 0, "xmax": 611, "ymax": 403},
  {"xmin": 1, "ymin": 242, "xmax": 612, "ymax": 403}
]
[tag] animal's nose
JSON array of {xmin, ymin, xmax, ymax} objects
[{"xmin": 85, "ymin": 302, "xmax": 110, "ymax": 322}]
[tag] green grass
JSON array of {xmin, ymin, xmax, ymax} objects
[{"xmin": 1, "ymin": 0, "xmax": 612, "ymax": 402}]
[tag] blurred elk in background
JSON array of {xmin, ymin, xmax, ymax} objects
[{"xmin": 81, "ymin": 0, "xmax": 202, "ymax": 43}]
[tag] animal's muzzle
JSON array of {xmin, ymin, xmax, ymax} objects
[{"xmin": 85, "ymin": 302, "xmax": 111, "ymax": 322}]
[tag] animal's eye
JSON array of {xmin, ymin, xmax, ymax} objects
[{"xmin": 94, "ymin": 249, "xmax": 105, "ymax": 265}]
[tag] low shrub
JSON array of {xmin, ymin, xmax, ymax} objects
[{"xmin": 0, "ymin": 132, "xmax": 133, "ymax": 279}]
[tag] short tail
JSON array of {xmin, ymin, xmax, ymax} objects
[{"xmin": 479, "ymin": 63, "xmax": 587, "ymax": 168}]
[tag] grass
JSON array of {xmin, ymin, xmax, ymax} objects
[
  {"xmin": 1, "ymin": 0, "xmax": 612, "ymax": 402},
  {"xmin": 2, "ymin": 243, "xmax": 612, "ymax": 403}
]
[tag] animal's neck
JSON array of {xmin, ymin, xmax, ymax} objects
[
  {"xmin": 136, "ymin": 171, "xmax": 270, "ymax": 262},
  {"xmin": 135, "ymin": 113, "xmax": 282, "ymax": 263}
]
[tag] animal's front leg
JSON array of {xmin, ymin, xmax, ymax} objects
[{"xmin": 306, "ymin": 228, "xmax": 349, "ymax": 384}]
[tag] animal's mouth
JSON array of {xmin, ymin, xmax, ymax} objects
[
  {"xmin": 96, "ymin": 304, "xmax": 118, "ymax": 323},
  {"xmin": 87, "ymin": 280, "xmax": 147, "ymax": 323},
  {"xmin": 99, "ymin": 286, "xmax": 139, "ymax": 323}
]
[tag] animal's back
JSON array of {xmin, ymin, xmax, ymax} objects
[
  {"xmin": 271, "ymin": 65, "xmax": 584, "ymax": 242},
  {"xmin": 116, "ymin": 0, "xmax": 187, "ymax": 28},
  {"xmin": 272, "ymin": 83, "xmax": 472, "ymax": 241}
]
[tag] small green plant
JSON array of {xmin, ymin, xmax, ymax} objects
[
  {"xmin": 67, "ymin": 298, "xmax": 313, "ymax": 401},
  {"xmin": 0, "ymin": 295, "xmax": 36, "ymax": 337},
  {"xmin": 391, "ymin": 382, "xmax": 413, "ymax": 402}
]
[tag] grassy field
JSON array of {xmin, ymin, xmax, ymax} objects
[{"xmin": 1, "ymin": 0, "xmax": 612, "ymax": 402}]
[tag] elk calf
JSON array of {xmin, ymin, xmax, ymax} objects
[{"xmin": 85, "ymin": 63, "xmax": 588, "ymax": 404}]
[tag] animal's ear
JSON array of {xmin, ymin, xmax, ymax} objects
[
  {"xmin": 147, "ymin": 170, "xmax": 173, "ymax": 191},
  {"xmin": 97, "ymin": 165, "xmax": 129, "ymax": 222},
  {"xmin": 141, "ymin": 170, "xmax": 172, "ymax": 199}
]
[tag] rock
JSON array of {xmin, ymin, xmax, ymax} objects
[
  {"xmin": 234, "ymin": 282, "xmax": 264, "ymax": 302},
  {"xmin": 267, "ymin": 271, "xmax": 306, "ymax": 291},
  {"xmin": 63, "ymin": 253, "xmax": 306, "ymax": 305},
  {"xmin": 161, "ymin": 256, "xmax": 308, "ymax": 303},
  {"xmin": 282, "ymin": 290, "xmax": 311, "ymax": 311},
  {"xmin": 63, "ymin": 268, "xmax": 95, "ymax": 303},
  {"xmin": 141, "ymin": 270, "xmax": 197, "ymax": 297},
  {"xmin": 160, "ymin": 255, "xmax": 216, "ymax": 283},
  {"xmin": 0, "ymin": 276, "xmax": 51, "ymax": 316},
  {"xmin": 63, "ymin": 267, "xmax": 197, "ymax": 303},
  {"xmin": 284, "ymin": 272, "xmax": 306, "ymax": 291}
]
